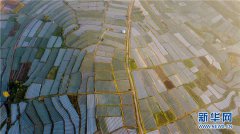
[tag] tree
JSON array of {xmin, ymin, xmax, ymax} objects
[
  {"xmin": 43, "ymin": 15, "xmax": 50, "ymax": 22},
  {"xmin": 7, "ymin": 81, "xmax": 27, "ymax": 103}
]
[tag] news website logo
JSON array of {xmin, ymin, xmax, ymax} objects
[{"xmin": 198, "ymin": 112, "xmax": 233, "ymax": 129}]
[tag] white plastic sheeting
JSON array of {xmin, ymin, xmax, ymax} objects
[{"xmin": 25, "ymin": 83, "xmax": 41, "ymax": 99}]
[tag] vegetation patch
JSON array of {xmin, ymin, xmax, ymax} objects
[
  {"xmin": 154, "ymin": 66, "xmax": 168, "ymax": 81},
  {"xmin": 183, "ymin": 59, "xmax": 194, "ymax": 68},
  {"xmin": 53, "ymin": 26, "xmax": 64, "ymax": 36},
  {"xmin": 42, "ymin": 15, "xmax": 51, "ymax": 22},
  {"xmin": 164, "ymin": 110, "xmax": 176, "ymax": 122},
  {"xmin": 184, "ymin": 84, "xmax": 205, "ymax": 108},
  {"xmin": 154, "ymin": 111, "xmax": 168, "ymax": 126},
  {"xmin": 35, "ymin": 48, "xmax": 45, "ymax": 59},
  {"xmin": 195, "ymin": 71, "xmax": 212, "ymax": 91},
  {"xmin": 129, "ymin": 58, "xmax": 137, "ymax": 70},
  {"xmin": 47, "ymin": 67, "xmax": 58, "ymax": 80},
  {"xmin": 183, "ymin": 82, "xmax": 196, "ymax": 90}
]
